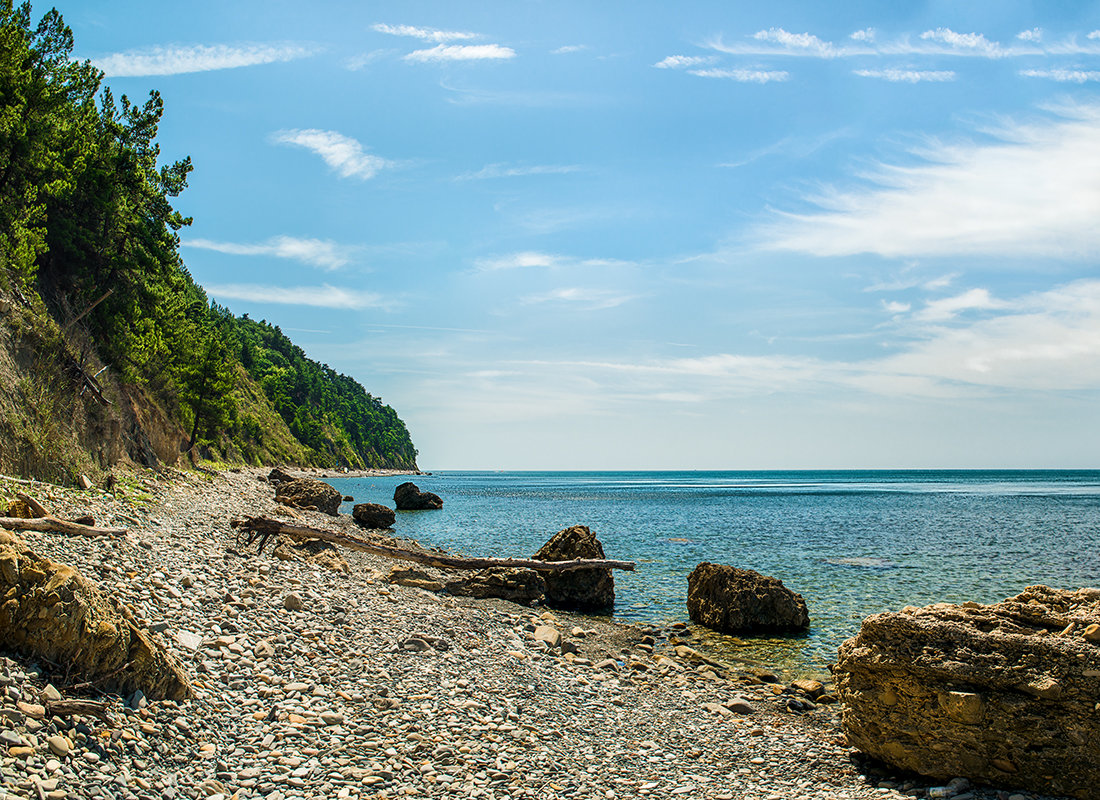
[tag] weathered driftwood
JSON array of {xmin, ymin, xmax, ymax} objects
[
  {"xmin": 0, "ymin": 515, "xmax": 125, "ymax": 537},
  {"xmin": 232, "ymin": 516, "xmax": 636, "ymax": 573},
  {"xmin": 15, "ymin": 492, "xmax": 49, "ymax": 517},
  {"xmin": 47, "ymin": 699, "xmax": 111, "ymax": 721}
]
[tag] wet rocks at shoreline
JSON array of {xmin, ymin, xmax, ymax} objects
[
  {"xmin": 533, "ymin": 525, "xmax": 615, "ymax": 611},
  {"xmin": 393, "ymin": 482, "xmax": 443, "ymax": 511},
  {"xmin": 687, "ymin": 563, "xmax": 810, "ymax": 634}
]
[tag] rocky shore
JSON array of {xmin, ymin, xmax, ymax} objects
[{"xmin": 0, "ymin": 468, "xmax": 1072, "ymax": 800}]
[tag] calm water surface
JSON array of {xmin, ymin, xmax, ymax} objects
[{"xmin": 327, "ymin": 471, "xmax": 1100, "ymax": 676}]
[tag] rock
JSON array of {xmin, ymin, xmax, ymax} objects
[
  {"xmin": 273, "ymin": 537, "xmax": 349, "ymax": 573},
  {"xmin": 283, "ymin": 593, "xmax": 305, "ymax": 611},
  {"xmin": 0, "ymin": 532, "xmax": 191, "ymax": 701},
  {"xmin": 352, "ymin": 503, "xmax": 396, "ymax": 529},
  {"xmin": 444, "ymin": 568, "xmax": 546, "ymax": 604},
  {"xmin": 387, "ymin": 568, "xmax": 445, "ymax": 592},
  {"xmin": 834, "ymin": 585, "xmax": 1100, "ymax": 800},
  {"xmin": 791, "ymin": 679, "xmax": 825, "ymax": 699},
  {"xmin": 533, "ymin": 625, "xmax": 562, "ymax": 649},
  {"xmin": 532, "ymin": 525, "xmax": 614, "ymax": 611},
  {"xmin": 267, "ymin": 467, "xmax": 296, "ymax": 484},
  {"xmin": 39, "ymin": 684, "xmax": 62, "ymax": 703},
  {"xmin": 78, "ymin": 474, "xmax": 93, "ymax": 490},
  {"xmin": 46, "ymin": 735, "xmax": 71, "ymax": 758},
  {"xmin": 723, "ymin": 697, "xmax": 756, "ymax": 715},
  {"xmin": 5, "ymin": 499, "xmax": 37, "ymax": 519},
  {"xmin": 393, "ymin": 482, "xmax": 443, "ymax": 510},
  {"xmin": 275, "ymin": 478, "xmax": 342, "ymax": 516},
  {"xmin": 686, "ymin": 563, "xmax": 809, "ymax": 633}
]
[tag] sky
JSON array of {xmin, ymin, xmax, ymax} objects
[{"xmin": 62, "ymin": 0, "xmax": 1100, "ymax": 470}]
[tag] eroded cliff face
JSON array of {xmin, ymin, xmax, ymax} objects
[{"xmin": 834, "ymin": 585, "xmax": 1100, "ymax": 800}]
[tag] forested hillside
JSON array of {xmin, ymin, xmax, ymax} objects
[{"xmin": 0, "ymin": 3, "xmax": 417, "ymax": 481}]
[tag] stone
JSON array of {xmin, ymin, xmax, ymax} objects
[
  {"xmin": 40, "ymin": 683, "xmax": 62, "ymax": 703},
  {"xmin": 445, "ymin": 568, "xmax": 546, "ymax": 604},
  {"xmin": 791, "ymin": 679, "xmax": 825, "ymax": 699},
  {"xmin": 267, "ymin": 467, "xmax": 296, "ymax": 484},
  {"xmin": 686, "ymin": 563, "xmax": 809, "ymax": 633},
  {"xmin": 533, "ymin": 625, "xmax": 562, "ymax": 649},
  {"xmin": 47, "ymin": 736, "xmax": 72, "ymax": 758},
  {"xmin": 393, "ymin": 482, "xmax": 443, "ymax": 511},
  {"xmin": 283, "ymin": 593, "xmax": 305, "ymax": 611},
  {"xmin": 723, "ymin": 697, "xmax": 756, "ymax": 715},
  {"xmin": 532, "ymin": 525, "xmax": 614, "ymax": 611},
  {"xmin": 386, "ymin": 567, "xmax": 445, "ymax": 592},
  {"xmin": 352, "ymin": 503, "xmax": 396, "ymax": 529},
  {"xmin": 0, "ymin": 535, "xmax": 191, "ymax": 701},
  {"xmin": 834, "ymin": 585, "xmax": 1100, "ymax": 800},
  {"xmin": 78, "ymin": 474, "xmax": 93, "ymax": 490},
  {"xmin": 275, "ymin": 478, "xmax": 342, "ymax": 516}
]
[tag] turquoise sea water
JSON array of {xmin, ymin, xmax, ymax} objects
[{"xmin": 327, "ymin": 471, "xmax": 1100, "ymax": 676}]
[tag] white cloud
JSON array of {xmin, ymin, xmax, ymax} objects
[
  {"xmin": 457, "ymin": 163, "xmax": 582, "ymax": 180},
  {"xmin": 345, "ymin": 49, "xmax": 393, "ymax": 70},
  {"xmin": 552, "ymin": 45, "xmax": 587, "ymax": 55},
  {"xmin": 92, "ymin": 43, "xmax": 315, "ymax": 77},
  {"xmin": 653, "ymin": 55, "xmax": 715, "ymax": 69},
  {"xmin": 1020, "ymin": 69, "xmax": 1100, "ymax": 83},
  {"xmin": 850, "ymin": 28, "xmax": 876, "ymax": 42},
  {"xmin": 271, "ymin": 129, "xmax": 391, "ymax": 180},
  {"xmin": 883, "ymin": 300, "xmax": 911, "ymax": 313},
  {"xmin": 203, "ymin": 283, "xmax": 387, "ymax": 310},
  {"xmin": 521, "ymin": 287, "xmax": 637, "ymax": 310},
  {"xmin": 752, "ymin": 28, "xmax": 837, "ymax": 57},
  {"xmin": 1089, "ymin": 31, "xmax": 1100, "ymax": 40},
  {"xmin": 405, "ymin": 44, "xmax": 515, "ymax": 62},
  {"xmin": 371, "ymin": 23, "xmax": 477, "ymax": 42},
  {"xmin": 689, "ymin": 68, "xmax": 790, "ymax": 83},
  {"xmin": 476, "ymin": 252, "xmax": 560, "ymax": 271},
  {"xmin": 757, "ymin": 105, "xmax": 1100, "ymax": 259},
  {"xmin": 184, "ymin": 236, "xmax": 355, "ymax": 270},
  {"xmin": 1017, "ymin": 28, "xmax": 1043, "ymax": 42},
  {"xmin": 913, "ymin": 288, "xmax": 1006, "ymax": 321},
  {"xmin": 917, "ymin": 28, "xmax": 1003, "ymax": 56},
  {"xmin": 854, "ymin": 69, "xmax": 955, "ymax": 83}
]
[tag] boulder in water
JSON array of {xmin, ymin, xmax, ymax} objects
[
  {"xmin": 532, "ymin": 525, "xmax": 614, "ymax": 611},
  {"xmin": 834, "ymin": 585, "xmax": 1100, "ymax": 800},
  {"xmin": 394, "ymin": 482, "xmax": 443, "ymax": 510},
  {"xmin": 686, "ymin": 563, "xmax": 809, "ymax": 633}
]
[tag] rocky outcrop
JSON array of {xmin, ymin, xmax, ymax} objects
[
  {"xmin": 446, "ymin": 568, "xmax": 546, "ymax": 605},
  {"xmin": 393, "ymin": 482, "xmax": 443, "ymax": 511},
  {"xmin": 686, "ymin": 563, "xmax": 809, "ymax": 633},
  {"xmin": 267, "ymin": 467, "xmax": 295, "ymax": 485},
  {"xmin": 0, "ymin": 532, "xmax": 191, "ymax": 700},
  {"xmin": 532, "ymin": 525, "xmax": 614, "ymax": 611},
  {"xmin": 275, "ymin": 478, "xmax": 341, "ymax": 516},
  {"xmin": 833, "ymin": 586, "xmax": 1100, "ymax": 800},
  {"xmin": 352, "ymin": 503, "xmax": 396, "ymax": 529}
]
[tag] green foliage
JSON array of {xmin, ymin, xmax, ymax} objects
[{"xmin": 0, "ymin": 4, "xmax": 419, "ymax": 472}]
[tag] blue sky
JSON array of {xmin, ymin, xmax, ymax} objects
[{"xmin": 65, "ymin": 1, "xmax": 1100, "ymax": 469}]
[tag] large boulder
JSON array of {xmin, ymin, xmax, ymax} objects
[
  {"xmin": 446, "ymin": 568, "xmax": 546, "ymax": 605},
  {"xmin": 394, "ymin": 482, "xmax": 443, "ymax": 510},
  {"xmin": 0, "ymin": 532, "xmax": 191, "ymax": 701},
  {"xmin": 275, "ymin": 478, "xmax": 341, "ymax": 516},
  {"xmin": 352, "ymin": 503, "xmax": 396, "ymax": 529},
  {"xmin": 834, "ymin": 586, "xmax": 1100, "ymax": 799},
  {"xmin": 532, "ymin": 525, "xmax": 614, "ymax": 611},
  {"xmin": 267, "ymin": 466, "xmax": 296, "ymax": 485},
  {"xmin": 686, "ymin": 563, "xmax": 809, "ymax": 633}
]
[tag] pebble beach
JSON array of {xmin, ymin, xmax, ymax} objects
[{"xmin": 0, "ymin": 468, "xmax": 1070, "ymax": 800}]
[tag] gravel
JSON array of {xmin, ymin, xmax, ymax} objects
[{"xmin": 0, "ymin": 468, "xmax": 1071, "ymax": 800}]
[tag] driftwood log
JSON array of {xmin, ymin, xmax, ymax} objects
[
  {"xmin": 232, "ymin": 516, "xmax": 636, "ymax": 573},
  {"xmin": 0, "ymin": 494, "xmax": 124, "ymax": 537}
]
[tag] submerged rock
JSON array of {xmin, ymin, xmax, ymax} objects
[
  {"xmin": 275, "ymin": 477, "xmax": 341, "ymax": 516},
  {"xmin": 833, "ymin": 585, "xmax": 1100, "ymax": 799},
  {"xmin": 394, "ymin": 482, "xmax": 443, "ymax": 510},
  {"xmin": 686, "ymin": 563, "xmax": 809, "ymax": 633},
  {"xmin": 0, "ymin": 532, "xmax": 191, "ymax": 701},
  {"xmin": 532, "ymin": 525, "xmax": 614, "ymax": 611},
  {"xmin": 352, "ymin": 502, "xmax": 396, "ymax": 529}
]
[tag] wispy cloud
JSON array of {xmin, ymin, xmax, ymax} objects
[
  {"xmin": 882, "ymin": 300, "xmax": 911, "ymax": 313},
  {"xmin": 476, "ymin": 252, "xmax": 560, "ymax": 271},
  {"xmin": 719, "ymin": 129, "xmax": 850, "ymax": 168},
  {"xmin": 405, "ymin": 44, "xmax": 515, "ymax": 62},
  {"xmin": 706, "ymin": 28, "xmax": 857, "ymax": 58},
  {"xmin": 1020, "ymin": 69, "xmax": 1100, "ymax": 83},
  {"xmin": 653, "ymin": 55, "xmax": 715, "ymax": 69},
  {"xmin": 917, "ymin": 28, "xmax": 1004, "ymax": 57},
  {"xmin": 552, "ymin": 45, "xmax": 587, "ymax": 55},
  {"xmin": 92, "ymin": 43, "xmax": 315, "ymax": 77},
  {"xmin": 689, "ymin": 68, "xmax": 789, "ymax": 83},
  {"xmin": 850, "ymin": 28, "xmax": 876, "ymax": 43},
  {"xmin": 456, "ymin": 163, "xmax": 582, "ymax": 181},
  {"xmin": 203, "ymin": 283, "xmax": 388, "ymax": 310},
  {"xmin": 1017, "ymin": 28, "xmax": 1043, "ymax": 43},
  {"xmin": 853, "ymin": 69, "xmax": 955, "ymax": 83},
  {"xmin": 184, "ymin": 236, "xmax": 356, "ymax": 270},
  {"xmin": 913, "ymin": 288, "xmax": 1007, "ymax": 321},
  {"xmin": 344, "ymin": 49, "xmax": 394, "ymax": 70},
  {"xmin": 271, "ymin": 129, "xmax": 391, "ymax": 180},
  {"xmin": 371, "ymin": 23, "xmax": 477, "ymax": 42},
  {"xmin": 757, "ymin": 105, "xmax": 1100, "ymax": 259},
  {"xmin": 521, "ymin": 287, "xmax": 638, "ymax": 310}
]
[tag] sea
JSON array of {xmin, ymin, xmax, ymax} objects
[{"xmin": 326, "ymin": 470, "xmax": 1100, "ymax": 677}]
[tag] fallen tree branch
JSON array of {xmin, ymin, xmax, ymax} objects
[
  {"xmin": 232, "ymin": 516, "xmax": 636, "ymax": 572},
  {"xmin": 46, "ymin": 699, "xmax": 111, "ymax": 721},
  {"xmin": 14, "ymin": 492, "xmax": 50, "ymax": 518},
  {"xmin": 0, "ymin": 515, "xmax": 125, "ymax": 537}
]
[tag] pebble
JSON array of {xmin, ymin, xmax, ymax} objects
[{"xmin": 0, "ymin": 468, "xmax": 1064, "ymax": 800}]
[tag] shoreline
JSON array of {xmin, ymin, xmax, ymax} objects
[{"xmin": 0, "ymin": 467, "xmax": 1069, "ymax": 800}]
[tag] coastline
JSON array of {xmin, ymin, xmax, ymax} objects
[{"xmin": 0, "ymin": 467, "xmax": 1069, "ymax": 800}]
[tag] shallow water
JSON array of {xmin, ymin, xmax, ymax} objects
[{"xmin": 327, "ymin": 470, "xmax": 1100, "ymax": 674}]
